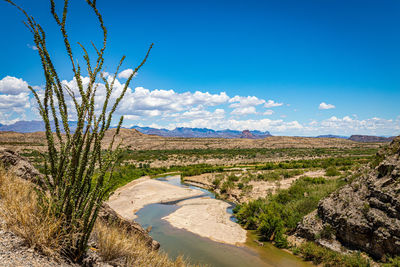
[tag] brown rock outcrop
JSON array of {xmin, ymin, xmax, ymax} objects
[
  {"xmin": 0, "ymin": 147, "xmax": 43, "ymax": 185},
  {"xmin": 296, "ymin": 136, "xmax": 400, "ymax": 259},
  {"xmin": 240, "ymin": 130, "xmax": 255, "ymax": 139}
]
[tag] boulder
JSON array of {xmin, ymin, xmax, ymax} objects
[{"xmin": 0, "ymin": 147, "xmax": 43, "ymax": 186}]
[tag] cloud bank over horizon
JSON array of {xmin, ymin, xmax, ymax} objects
[{"xmin": 0, "ymin": 74, "xmax": 399, "ymax": 136}]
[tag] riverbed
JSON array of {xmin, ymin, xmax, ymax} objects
[{"xmin": 133, "ymin": 176, "xmax": 312, "ymax": 267}]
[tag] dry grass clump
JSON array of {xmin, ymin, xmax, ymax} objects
[
  {"xmin": 93, "ymin": 220, "xmax": 200, "ymax": 267},
  {"xmin": 0, "ymin": 167, "xmax": 65, "ymax": 257}
]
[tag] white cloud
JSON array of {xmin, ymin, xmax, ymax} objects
[
  {"xmin": 27, "ymin": 44, "xmax": 38, "ymax": 51},
  {"xmin": 172, "ymin": 106, "xmax": 225, "ymax": 120},
  {"xmin": 305, "ymin": 116, "xmax": 400, "ymax": 136},
  {"xmin": 0, "ymin": 76, "xmax": 30, "ymax": 95},
  {"xmin": 319, "ymin": 102, "xmax": 335, "ymax": 110},
  {"xmin": 55, "ymin": 76, "xmax": 230, "ymax": 120},
  {"xmin": 116, "ymin": 87, "xmax": 229, "ymax": 117},
  {"xmin": 231, "ymin": 106, "xmax": 257, "ymax": 115},
  {"xmin": 229, "ymin": 95, "xmax": 265, "ymax": 108},
  {"xmin": 0, "ymin": 93, "xmax": 30, "ymax": 112},
  {"xmin": 264, "ymin": 100, "xmax": 283, "ymax": 108},
  {"xmin": 0, "ymin": 116, "xmax": 24, "ymax": 125},
  {"xmin": 263, "ymin": 110, "xmax": 274, "ymax": 115},
  {"xmin": 118, "ymin": 69, "xmax": 135, "ymax": 79},
  {"xmin": 124, "ymin": 115, "xmax": 140, "ymax": 120}
]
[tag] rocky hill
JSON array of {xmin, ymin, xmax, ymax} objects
[
  {"xmin": 349, "ymin": 135, "xmax": 395, "ymax": 143},
  {"xmin": 296, "ymin": 136, "xmax": 400, "ymax": 259},
  {"xmin": 240, "ymin": 130, "xmax": 254, "ymax": 139}
]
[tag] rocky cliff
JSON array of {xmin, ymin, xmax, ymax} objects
[
  {"xmin": 240, "ymin": 130, "xmax": 254, "ymax": 139},
  {"xmin": 296, "ymin": 136, "xmax": 400, "ymax": 259}
]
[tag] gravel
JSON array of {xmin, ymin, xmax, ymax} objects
[{"xmin": 0, "ymin": 217, "xmax": 74, "ymax": 267}]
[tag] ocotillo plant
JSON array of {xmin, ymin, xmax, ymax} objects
[{"xmin": 5, "ymin": 0, "xmax": 152, "ymax": 261}]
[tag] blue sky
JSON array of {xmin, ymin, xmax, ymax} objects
[{"xmin": 0, "ymin": 0, "xmax": 399, "ymax": 136}]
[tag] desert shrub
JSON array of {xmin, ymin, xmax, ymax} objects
[
  {"xmin": 320, "ymin": 224, "xmax": 335, "ymax": 240},
  {"xmin": 257, "ymin": 171, "xmax": 281, "ymax": 181},
  {"xmin": 256, "ymin": 204, "xmax": 284, "ymax": 242},
  {"xmin": 294, "ymin": 242, "xmax": 371, "ymax": 267},
  {"xmin": 234, "ymin": 198, "xmax": 266, "ymax": 230},
  {"xmin": 325, "ymin": 166, "xmax": 341, "ymax": 176},
  {"xmin": 274, "ymin": 231, "xmax": 289, "ymax": 248},
  {"xmin": 227, "ymin": 174, "xmax": 240, "ymax": 182},
  {"xmin": 362, "ymin": 203, "xmax": 370, "ymax": 215},
  {"xmin": 234, "ymin": 176, "xmax": 344, "ymax": 246},
  {"xmin": 212, "ymin": 177, "xmax": 222, "ymax": 188},
  {"xmin": 281, "ymin": 170, "xmax": 301, "ymax": 178},
  {"xmin": 220, "ymin": 180, "xmax": 234, "ymax": 194},
  {"xmin": 384, "ymin": 256, "xmax": 400, "ymax": 267},
  {"xmin": 302, "ymin": 176, "xmax": 327, "ymax": 184},
  {"xmin": 242, "ymin": 184, "xmax": 253, "ymax": 193},
  {"xmin": 258, "ymin": 162, "xmax": 276, "ymax": 170}
]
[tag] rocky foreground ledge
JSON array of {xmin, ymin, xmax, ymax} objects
[
  {"xmin": 0, "ymin": 216, "xmax": 76, "ymax": 267},
  {"xmin": 296, "ymin": 136, "xmax": 400, "ymax": 259},
  {"xmin": 0, "ymin": 147, "xmax": 160, "ymax": 266}
]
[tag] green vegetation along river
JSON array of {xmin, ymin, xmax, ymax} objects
[{"xmin": 135, "ymin": 176, "xmax": 312, "ymax": 267}]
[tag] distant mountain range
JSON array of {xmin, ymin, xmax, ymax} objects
[
  {"xmin": 0, "ymin": 121, "xmax": 396, "ymax": 142},
  {"xmin": 0, "ymin": 121, "xmax": 272, "ymax": 139},
  {"xmin": 0, "ymin": 120, "xmax": 80, "ymax": 133},
  {"xmin": 315, "ymin": 134, "xmax": 348, "ymax": 139},
  {"xmin": 131, "ymin": 126, "xmax": 272, "ymax": 139}
]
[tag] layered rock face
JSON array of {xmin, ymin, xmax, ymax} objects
[{"xmin": 297, "ymin": 136, "xmax": 400, "ymax": 259}]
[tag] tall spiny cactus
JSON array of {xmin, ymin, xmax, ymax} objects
[{"xmin": 5, "ymin": 0, "xmax": 152, "ymax": 261}]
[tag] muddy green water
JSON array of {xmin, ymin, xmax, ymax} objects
[{"xmin": 135, "ymin": 176, "xmax": 312, "ymax": 267}]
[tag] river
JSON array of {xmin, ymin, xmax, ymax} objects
[{"xmin": 134, "ymin": 175, "xmax": 312, "ymax": 267}]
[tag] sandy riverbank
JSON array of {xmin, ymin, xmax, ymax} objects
[
  {"xmin": 107, "ymin": 176, "xmax": 248, "ymax": 245},
  {"xmin": 163, "ymin": 197, "xmax": 247, "ymax": 245},
  {"xmin": 107, "ymin": 176, "xmax": 203, "ymax": 220}
]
